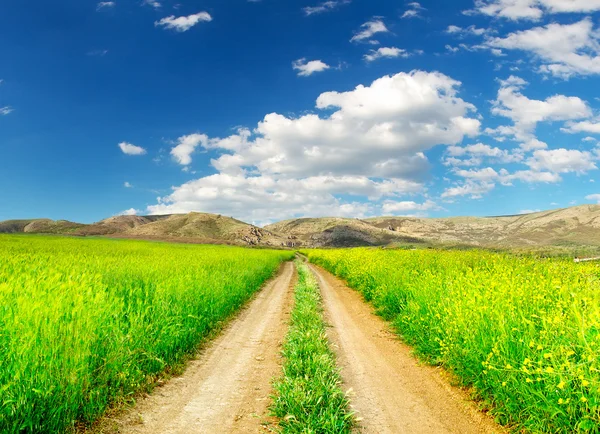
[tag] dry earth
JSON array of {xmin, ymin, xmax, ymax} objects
[
  {"xmin": 308, "ymin": 263, "xmax": 505, "ymax": 434},
  {"xmin": 94, "ymin": 262, "xmax": 295, "ymax": 434}
]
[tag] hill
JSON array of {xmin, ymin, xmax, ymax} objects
[
  {"xmin": 0, "ymin": 213, "xmax": 287, "ymax": 247},
  {"xmin": 264, "ymin": 217, "xmax": 423, "ymax": 247},
  {"xmin": 3, "ymin": 205, "xmax": 600, "ymax": 249},
  {"xmin": 365, "ymin": 205, "xmax": 600, "ymax": 248}
]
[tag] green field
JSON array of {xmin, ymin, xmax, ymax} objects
[
  {"xmin": 0, "ymin": 235, "xmax": 292, "ymax": 433},
  {"xmin": 303, "ymin": 248, "xmax": 600, "ymax": 433}
]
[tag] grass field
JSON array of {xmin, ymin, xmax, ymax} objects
[
  {"xmin": 0, "ymin": 235, "xmax": 293, "ymax": 433},
  {"xmin": 271, "ymin": 261, "xmax": 353, "ymax": 433},
  {"xmin": 303, "ymin": 248, "xmax": 600, "ymax": 433}
]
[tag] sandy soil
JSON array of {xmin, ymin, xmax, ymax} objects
[
  {"xmin": 99, "ymin": 262, "xmax": 295, "ymax": 434},
  {"xmin": 307, "ymin": 263, "xmax": 506, "ymax": 434}
]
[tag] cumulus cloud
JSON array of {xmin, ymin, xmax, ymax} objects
[
  {"xmin": 120, "ymin": 208, "xmax": 139, "ymax": 216},
  {"xmin": 292, "ymin": 58, "xmax": 330, "ymax": 76},
  {"xmin": 148, "ymin": 70, "xmax": 481, "ymax": 222},
  {"xmin": 486, "ymin": 76, "xmax": 591, "ymax": 141},
  {"xmin": 119, "ymin": 142, "xmax": 147, "ymax": 156},
  {"xmin": 562, "ymin": 120, "xmax": 600, "ymax": 135},
  {"xmin": 442, "ymin": 180, "xmax": 495, "ymax": 199},
  {"xmin": 155, "ymin": 12, "xmax": 212, "ymax": 32},
  {"xmin": 527, "ymin": 149, "xmax": 597, "ymax": 174},
  {"xmin": 350, "ymin": 19, "xmax": 389, "ymax": 43},
  {"xmin": 445, "ymin": 142, "xmax": 523, "ymax": 166},
  {"xmin": 124, "ymin": 182, "xmax": 133, "ymax": 188},
  {"xmin": 364, "ymin": 47, "xmax": 409, "ymax": 62},
  {"xmin": 469, "ymin": 0, "xmax": 600, "ymax": 20},
  {"xmin": 586, "ymin": 193, "xmax": 600, "ymax": 203},
  {"xmin": 303, "ymin": 0, "xmax": 350, "ymax": 16},
  {"xmin": 485, "ymin": 19, "xmax": 600, "ymax": 78},
  {"xmin": 170, "ymin": 133, "xmax": 208, "ymax": 165},
  {"xmin": 382, "ymin": 199, "xmax": 439, "ymax": 214}
]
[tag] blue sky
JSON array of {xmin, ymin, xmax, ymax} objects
[{"xmin": 1, "ymin": 0, "xmax": 600, "ymax": 224}]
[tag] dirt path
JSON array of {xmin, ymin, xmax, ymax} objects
[
  {"xmin": 307, "ymin": 263, "xmax": 505, "ymax": 434},
  {"xmin": 102, "ymin": 262, "xmax": 295, "ymax": 434}
]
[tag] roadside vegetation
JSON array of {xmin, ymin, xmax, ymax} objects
[
  {"xmin": 303, "ymin": 248, "xmax": 600, "ymax": 433},
  {"xmin": 0, "ymin": 235, "xmax": 292, "ymax": 433},
  {"xmin": 272, "ymin": 261, "xmax": 353, "ymax": 433}
]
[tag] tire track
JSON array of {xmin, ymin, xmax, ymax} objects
[
  {"xmin": 99, "ymin": 262, "xmax": 295, "ymax": 434},
  {"xmin": 308, "ymin": 263, "xmax": 505, "ymax": 434}
]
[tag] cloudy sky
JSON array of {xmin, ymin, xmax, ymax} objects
[{"xmin": 2, "ymin": 0, "xmax": 600, "ymax": 224}]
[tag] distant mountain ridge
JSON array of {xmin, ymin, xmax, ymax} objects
[{"xmin": 3, "ymin": 205, "xmax": 600, "ymax": 249}]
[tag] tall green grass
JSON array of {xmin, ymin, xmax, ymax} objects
[
  {"xmin": 272, "ymin": 261, "xmax": 353, "ymax": 433},
  {"xmin": 303, "ymin": 248, "xmax": 600, "ymax": 433},
  {"xmin": 0, "ymin": 235, "xmax": 293, "ymax": 433}
]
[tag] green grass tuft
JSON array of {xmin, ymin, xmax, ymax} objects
[{"xmin": 271, "ymin": 261, "xmax": 353, "ymax": 433}]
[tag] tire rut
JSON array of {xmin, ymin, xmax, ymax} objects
[
  {"xmin": 307, "ymin": 263, "xmax": 506, "ymax": 434},
  {"xmin": 99, "ymin": 261, "xmax": 295, "ymax": 434}
]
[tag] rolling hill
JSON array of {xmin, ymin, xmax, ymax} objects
[{"xmin": 3, "ymin": 205, "xmax": 600, "ymax": 249}]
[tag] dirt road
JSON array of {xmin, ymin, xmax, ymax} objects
[
  {"xmin": 307, "ymin": 263, "xmax": 505, "ymax": 434},
  {"xmin": 103, "ymin": 262, "xmax": 295, "ymax": 434}
]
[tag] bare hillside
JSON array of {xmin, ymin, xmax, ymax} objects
[
  {"xmin": 264, "ymin": 217, "xmax": 423, "ymax": 247},
  {"xmin": 3, "ymin": 205, "xmax": 600, "ymax": 249},
  {"xmin": 124, "ymin": 213, "xmax": 286, "ymax": 246},
  {"xmin": 366, "ymin": 205, "xmax": 600, "ymax": 247}
]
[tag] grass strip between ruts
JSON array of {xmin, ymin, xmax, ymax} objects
[{"xmin": 271, "ymin": 261, "xmax": 353, "ymax": 433}]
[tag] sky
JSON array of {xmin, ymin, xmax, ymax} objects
[{"xmin": 2, "ymin": 0, "xmax": 600, "ymax": 225}]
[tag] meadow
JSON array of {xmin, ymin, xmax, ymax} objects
[
  {"xmin": 303, "ymin": 248, "xmax": 600, "ymax": 433},
  {"xmin": 0, "ymin": 235, "xmax": 292, "ymax": 433}
]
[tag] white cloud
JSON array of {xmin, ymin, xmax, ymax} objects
[
  {"xmin": 586, "ymin": 193, "xmax": 600, "ymax": 203},
  {"xmin": 155, "ymin": 12, "xmax": 212, "ymax": 32},
  {"xmin": 446, "ymin": 25, "xmax": 490, "ymax": 37},
  {"xmin": 562, "ymin": 120, "xmax": 600, "ymax": 135},
  {"xmin": 401, "ymin": 2, "xmax": 426, "ymax": 19},
  {"xmin": 292, "ymin": 58, "xmax": 330, "ymax": 76},
  {"xmin": 96, "ymin": 2, "xmax": 115, "ymax": 10},
  {"xmin": 87, "ymin": 49, "xmax": 108, "ymax": 56},
  {"xmin": 170, "ymin": 133, "xmax": 208, "ymax": 165},
  {"xmin": 147, "ymin": 174, "xmax": 380, "ymax": 225},
  {"xmin": 350, "ymin": 19, "xmax": 389, "ymax": 43},
  {"xmin": 0, "ymin": 107, "xmax": 13, "ymax": 115},
  {"xmin": 147, "ymin": 70, "xmax": 480, "ymax": 222},
  {"xmin": 118, "ymin": 142, "xmax": 147, "ymax": 156},
  {"xmin": 454, "ymin": 167, "xmax": 502, "ymax": 182},
  {"xmin": 527, "ymin": 149, "xmax": 597, "ymax": 174},
  {"xmin": 445, "ymin": 142, "xmax": 523, "ymax": 166},
  {"xmin": 519, "ymin": 209, "xmax": 540, "ymax": 214},
  {"xmin": 583, "ymin": 136, "xmax": 598, "ymax": 142},
  {"xmin": 120, "ymin": 208, "xmax": 139, "ymax": 216},
  {"xmin": 142, "ymin": 0, "xmax": 161, "ymax": 8},
  {"xmin": 485, "ymin": 19, "xmax": 600, "ymax": 78},
  {"xmin": 468, "ymin": 0, "xmax": 600, "ymax": 20},
  {"xmin": 519, "ymin": 138, "xmax": 548, "ymax": 151},
  {"xmin": 382, "ymin": 199, "xmax": 439, "ymax": 214},
  {"xmin": 303, "ymin": 0, "xmax": 350, "ymax": 16},
  {"xmin": 442, "ymin": 180, "xmax": 495, "ymax": 199},
  {"xmin": 124, "ymin": 182, "xmax": 133, "ymax": 188},
  {"xmin": 488, "ymin": 76, "xmax": 591, "ymax": 141},
  {"xmin": 364, "ymin": 47, "xmax": 409, "ymax": 62}
]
